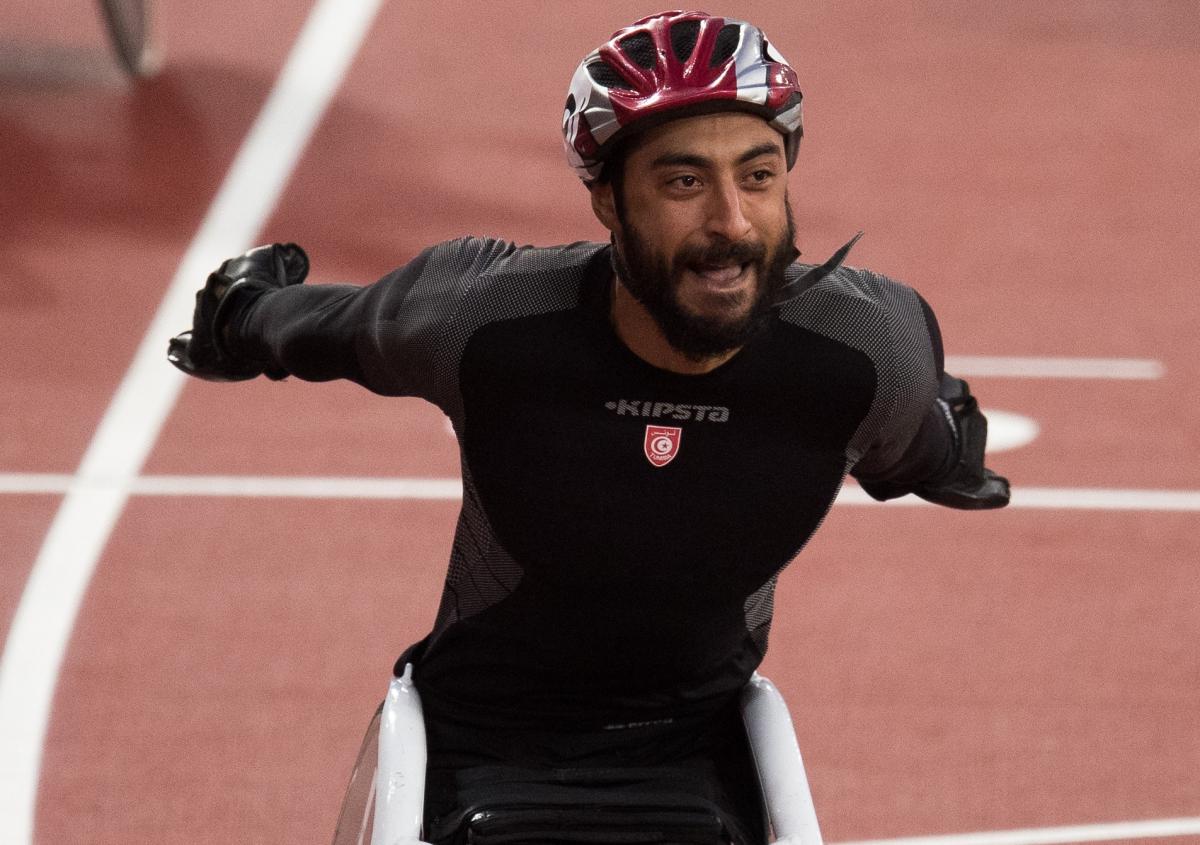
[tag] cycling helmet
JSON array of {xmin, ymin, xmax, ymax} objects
[{"xmin": 563, "ymin": 10, "xmax": 804, "ymax": 183}]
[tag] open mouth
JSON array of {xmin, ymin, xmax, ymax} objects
[{"xmin": 687, "ymin": 261, "xmax": 751, "ymax": 291}]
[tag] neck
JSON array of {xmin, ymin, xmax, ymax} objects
[{"xmin": 609, "ymin": 277, "xmax": 738, "ymax": 375}]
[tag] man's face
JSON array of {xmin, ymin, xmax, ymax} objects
[{"xmin": 604, "ymin": 112, "xmax": 798, "ymax": 361}]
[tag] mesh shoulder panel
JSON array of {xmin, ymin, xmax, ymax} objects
[
  {"xmin": 353, "ymin": 236, "xmax": 606, "ymax": 408},
  {"xmin": 775, "ymin": 263, "xmax": 939, "ymax": 469},
  {"xmin": 396, "ymin": 238, "xmax": 607, "ymax": 424}
]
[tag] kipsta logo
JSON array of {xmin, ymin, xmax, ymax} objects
[{"xmin": 644, "ymin": 425, "xmax": 681, "ymax": 468}]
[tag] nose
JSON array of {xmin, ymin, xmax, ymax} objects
[{"xmin": 704, "ymin": 177, "xmax": 752, "ymax": 242}]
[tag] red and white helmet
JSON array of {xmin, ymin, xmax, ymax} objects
[{"xmin": 563, "ymin": 10, "xmax": 804, "ymax": 182}]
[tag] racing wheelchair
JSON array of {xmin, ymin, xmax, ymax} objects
[{"xmin": 331, "ymin": 666, "xmax": 823, "ymax": 845}]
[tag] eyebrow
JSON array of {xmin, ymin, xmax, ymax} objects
[{"xmin": 649, "ymin": 141, "xmax": 783, "ymax": 170}]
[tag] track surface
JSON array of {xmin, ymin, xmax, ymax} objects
[{"xmin": 2, "ymin": 2, "xmax": 1198, "ymax": 843}]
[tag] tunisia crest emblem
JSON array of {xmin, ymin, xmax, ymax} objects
[{"xmin": 644, "ymin": 425, "xmax": 682, "ymax": 468}]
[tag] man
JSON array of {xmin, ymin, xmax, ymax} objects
[{"xmin": 169, "ymin": 11, "xmax": 1009, "ymax": 844}]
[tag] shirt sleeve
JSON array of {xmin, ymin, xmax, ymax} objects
[
  {"xmin": 230, "ymin": 237, "xmax": 513, "ymax": 400},
  {"xmin": 849, "ymin": 289, "xmax": 957, "ymax": 486}
]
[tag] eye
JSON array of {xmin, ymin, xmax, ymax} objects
[
  {"xmin": 670, "ymin": 174, "xmax": 700, "ymax": 189},
  {"xmin": 744, "ymin": 168, "xmax": 776, "ymax": 188}
]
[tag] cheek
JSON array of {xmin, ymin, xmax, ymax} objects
[
  {"xmin": 628, "ymin": 210, "xmax": 693, "ymax": 261},
  {"xmin": 624, "ymin": 181, "xmax": 702, "ymax": 233},
  {"xmin": 748, "ymin": 194, "xmax": 790, "ymax": 235}
]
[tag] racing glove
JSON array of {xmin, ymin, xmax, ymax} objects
[
  {"xmin": 167, "ymin": 242, "xmax": 308, "ymax": 381},
  {"xmin": 859, "ymin": 374, "xmax": 1011, "ymax": 510}
]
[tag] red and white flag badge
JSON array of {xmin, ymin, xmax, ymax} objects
[{"xmin": 644, "ymin": 425, "xmax": 682, "ymax": 468}]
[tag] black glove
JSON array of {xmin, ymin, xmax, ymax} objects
[
  {"xmin": 914, "ymin": 375, "xmax": 1010, "ymax": 509},
  {"xmin": 860, "ymin": 375, "xmax": 1011, "ymax": 510},
  {"xmin": 167, "ymin": 243, "xmax": 308, "ymax": 381}
]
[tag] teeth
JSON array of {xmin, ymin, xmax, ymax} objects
[{"xmin": 695, "ymin": 264, "xmax": 743, "ymax": 283}]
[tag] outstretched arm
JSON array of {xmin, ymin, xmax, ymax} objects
[{"xmin": 166, "ymin": 241, "xmax": 445, "ymax": 393}]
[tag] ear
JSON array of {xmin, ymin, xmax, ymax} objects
[{"xmin": 589, "ymin": 181, "xmax": 619, "ymax": 233}]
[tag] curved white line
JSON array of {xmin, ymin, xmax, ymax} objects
[{"xmin": 0, "ymin": 0, "xmax": 384, "ymax": 840}]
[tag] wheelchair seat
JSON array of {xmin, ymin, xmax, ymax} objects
[
  {"xmin": 335, "ymin": 669, "xmax": 822, "ymax": 845},
  {"xmin": 427, "ymin": 765, "xmax": 752, "ymax": 845}
]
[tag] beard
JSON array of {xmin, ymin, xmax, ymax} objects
[{"xmin": 612, "ymin": 200, "xmax": 798, "ymax": 362}]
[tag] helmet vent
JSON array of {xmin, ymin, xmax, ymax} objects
[
  {"xmin": 669, "ymin": 20, "xmax": 701, "ymax": 62},
  {"xmin": 620, "ymin": 32, "xmax": 657, "ymax": 69},
  {"xmin": 588, "ymin": 60, "xmax": 629, "ymax": 90},
  {"xmin": 564, "ymin": 93, "xmax": 576, "ymax": 115},
  {"xmin": 710, "ymin": 24, "xmax": 741, "ymax": 67}
]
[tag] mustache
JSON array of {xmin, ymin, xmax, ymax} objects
[{"xmin": 675, "ymin": 238, "xmax": 768, "ymax": 268}]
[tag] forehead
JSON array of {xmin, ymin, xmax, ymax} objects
[{"xmin": 625, "ymin": 112, "xmax": 784, "ymax": 167}]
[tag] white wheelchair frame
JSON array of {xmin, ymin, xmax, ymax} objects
[{"xmin": 341, "ymin": 664, "xmax": 824, "ymax": 845}]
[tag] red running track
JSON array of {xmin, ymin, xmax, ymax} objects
[{"xmin": 2, "ymin": 1, "xmax": 1198, "ymax": 843}]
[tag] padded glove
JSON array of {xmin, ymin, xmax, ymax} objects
[
  {"xmin": 860, "ymin": 375, "xmax": 1011, "ymax": 510},
  {"xmin": 167, "ymin": 243, "xmax": 308, "ymax": 381}
]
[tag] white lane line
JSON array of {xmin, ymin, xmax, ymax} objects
[
  {"xmin": 945, "ymin": 356, "xmax": 1164, "ymax": 380},
  {"xmin": 0, "ymin": 474, "xmax": 76, "ymax": 494},
  {"xmin": 130, "ymin": 474, "xmax": 465, "ymax": 500},
  {"xmin": 0, "ymin": 0, "xmax": 384, "ymax": 842},
  {"xmin": 1005, "ymin": 487, "xmax": 1200, "ymax": 511},
  {"xmin": 0, "ymin": 473, "xmax": 462, "ymax": 499},
  {"xmin": 837, "ymin": 483, "xmax": 1200, "ymax": 511},
  {"xmin": 835, "ymin": 815, "xmax": 1200, "ymax": 845},
  {"xmin": 3, "ymin": 473, "xmax": 1200, "ymax": 512}
]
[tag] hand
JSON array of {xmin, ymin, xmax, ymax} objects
[
  {"xmin": 167, "ymin": 243, "xmax": 308, "ymax": 381},
  {"xmin": 913, "ymin": 376, "xmax": 1011, "ymax": 509}
]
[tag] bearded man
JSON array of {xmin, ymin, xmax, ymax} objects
[{"xmin": 169, "ymin": 10, "xmax": 1009, "ymax": 844}]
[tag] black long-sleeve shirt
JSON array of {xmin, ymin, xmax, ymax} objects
[{"xmin": 234, "ymin": 237, "xmax": 951, "ymax": 738}]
